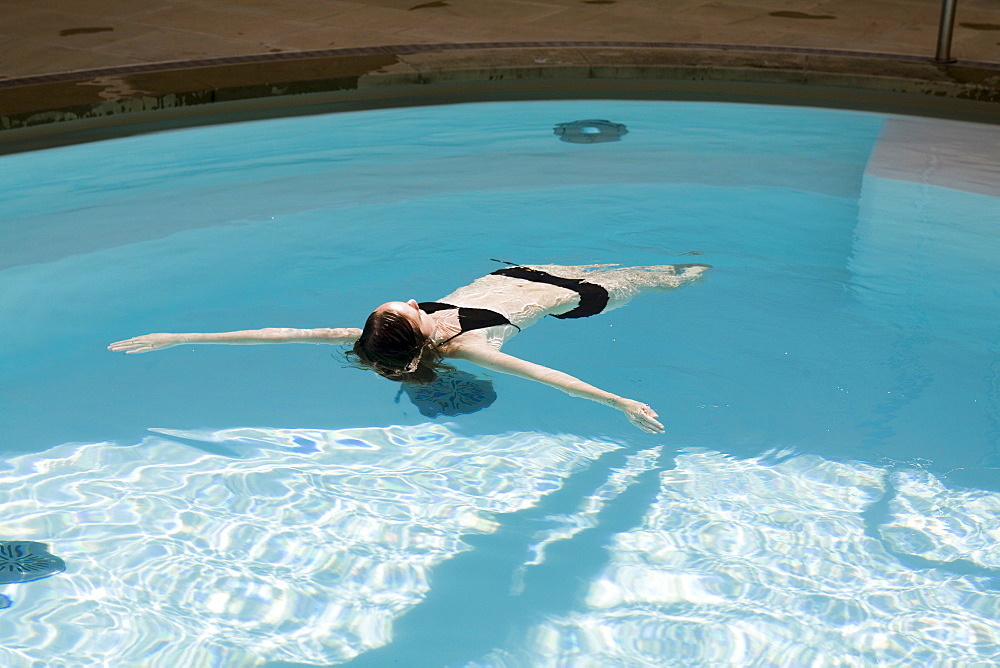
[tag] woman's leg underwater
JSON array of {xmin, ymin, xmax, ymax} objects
[{"xmin": 533, "ymin": 263, "xmax": 711, "ymax": 313}]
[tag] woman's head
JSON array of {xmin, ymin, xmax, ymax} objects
[{"xmin": 348, "ymin": 300, "xmax": 443, "ymax": 384}]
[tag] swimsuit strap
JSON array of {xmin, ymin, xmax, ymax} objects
[
  {"xmin": 418, "ymin": 301, "xmax": 456, "ymax": 315},
  {"xmin": 489, "ymin": 266, "xmax": 610, "ymax": 319},
  {"xmin": 418, "ymin": 301, "xmax": 520, "ymax": 347}
]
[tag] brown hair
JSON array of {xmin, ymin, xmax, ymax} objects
[{"xmin": 347, "ymin": 309, "xmax": 449, "ymax": 384}]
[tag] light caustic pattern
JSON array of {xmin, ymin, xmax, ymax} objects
[
  {"xmin": 1, "ymin": 427, "xmax": 999, "ymax": 666},
  {"xmin": 881, "ymin": 470, "xmax": 1000, "ymax": 570},
  {"xmin": 480, "ymin": 451, "xmax": 1000, "ymax": 666},
  {"xmin": 0, "ymin": 425, "xmax": 619, "ymax": 666},
  {"xmin": 510, "ymin": 446, "xmax": 663, "ymax": 595}
]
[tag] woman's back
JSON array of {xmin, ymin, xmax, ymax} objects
[{"xmin": 435, "ymin": 272, "xmax": 582, "ymax": 329}]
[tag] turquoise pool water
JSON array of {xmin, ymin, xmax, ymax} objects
[{"xmin": 0, "ymin": 100, "xmax": 998, "ymax": 666}]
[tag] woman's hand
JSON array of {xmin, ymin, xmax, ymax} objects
[
  {"xmin": 452, "ymin": 345, "xmax": 666, "ymax": 433},
  {"xmin": 108, "ymin": 333, "xmax": 182, "ymax": 354},
  {"xmin": 616, "ymin": 398, "xmax": 664, "ymax": 433}
]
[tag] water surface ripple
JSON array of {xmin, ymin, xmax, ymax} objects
[{"xmin": 1, "ymin": 430, "xmax": 998, "ymax": 665}]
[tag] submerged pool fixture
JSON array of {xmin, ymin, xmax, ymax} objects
[
  {"xmin": 0, "ymin": 542, "xmax": 66, "ymax": 585},
  {"xmin": 554, "ymin": 119, "xmax": 628, "ymax": 143}
]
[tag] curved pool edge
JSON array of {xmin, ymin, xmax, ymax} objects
[{"xmin": 2, "ymin": 42, "xmax": 999, "ymax": 153}]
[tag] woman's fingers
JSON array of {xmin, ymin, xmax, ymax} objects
[
  {"xmin": 638, "ymin": 411, "xmax": 665, "ymax": 433},
  {"xmin": 108, "ymin": 335, "xmax": 167, "ymax": 353},
  {"xmin": 108, "ymin": 339, "xmax": 141, "ymax": 352},
  {"xmin": 623, "ymin": 400, "xmax": 664, "ymax": 433}
]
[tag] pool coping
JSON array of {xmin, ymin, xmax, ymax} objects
[{"xmin": 2, "ymin": 42, "xmax": 999, "ymax": 152}]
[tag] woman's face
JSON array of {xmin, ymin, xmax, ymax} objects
[{"xmin": 374, "ymin": 300, "xmax": 437, "ymax": 340}]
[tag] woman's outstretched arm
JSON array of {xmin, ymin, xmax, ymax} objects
[
  {"xmin": 108, "ymin": 327, "xmax": 362, "ymax": 354},
  {"xmin": 450, "ymin": 345, "xmax": 664, "ymax": 433}
]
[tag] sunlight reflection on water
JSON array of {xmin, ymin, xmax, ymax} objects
[
  {"xmin": 0, "ymin": 425, "xmax": 619, "ymax": 666},
  {"xmin": 475, "ymin": 450, "xmax": 1000, "ymax": 666},
  {"xmin": 1, "ymin": 427, "xmax": 998, "ymax": 665}
]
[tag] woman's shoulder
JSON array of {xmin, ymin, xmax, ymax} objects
[{"xmin": 435, "ymin": 330, "xmax": 501, "ymax": 357}]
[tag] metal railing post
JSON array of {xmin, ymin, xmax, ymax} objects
[{"xmin": 935, "ymin": 0, "xmax": 958, "ymax": 63}]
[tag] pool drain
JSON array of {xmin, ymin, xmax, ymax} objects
[
  {"xmin": 554, "ymin": 119, "xmax": 628, "ymax": 143},
  {"xmin": 0, "ymin": 541, "xmax": 65, "ymax": 585}
]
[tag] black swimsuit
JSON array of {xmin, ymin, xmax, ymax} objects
[
  {"xmin": 418, "ymin": 302, "xmax": 519, "ymax": 346},
  {"xmin": 490, "ymin": 266, "xmax": 610, "ymax": 319},
  {"xmin": 419, "ymin": 267, "xmax": 609, "ymax": 345}
]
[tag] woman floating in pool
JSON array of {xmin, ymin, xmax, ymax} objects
[{"xmin": 109, "ymin": 263, "xmax": 709, "ymax": 432}]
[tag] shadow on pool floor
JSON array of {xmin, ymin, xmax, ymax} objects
[{"xmin": 266, "ymin": 445, "xmax": 672, "ymax": 668}]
